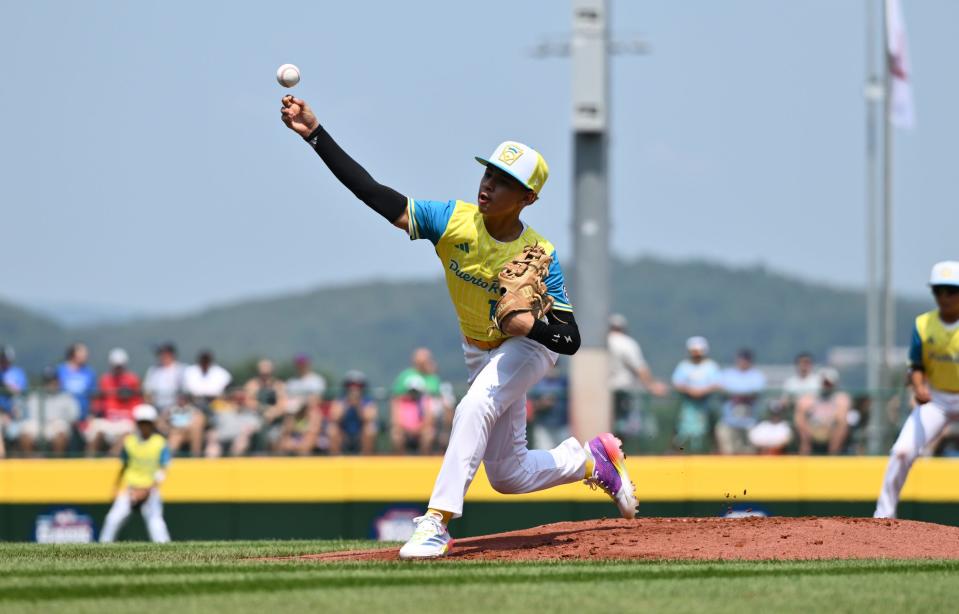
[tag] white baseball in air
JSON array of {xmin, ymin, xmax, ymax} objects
[{"xmin": 276, "ymin": 64, "xmax": 300, "ymax": 88}]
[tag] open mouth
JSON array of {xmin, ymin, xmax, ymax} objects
[{"xmin": 478, "ymin": 192, "xmax": 490, "ymax": 207}]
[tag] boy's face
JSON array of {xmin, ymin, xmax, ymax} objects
[
  {"xmin": 136, "ymin": 421, "xmax": 155, "ymax": 438},
  {"xmin": 477, "ymin": 166, "xmax": 536, "ymax": 218},
  {"xmin": 934, "ymin": 285, "xmax": 959, "ymax": 318}
]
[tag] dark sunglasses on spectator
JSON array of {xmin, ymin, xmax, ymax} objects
[{"xmin": 932, "ymin": 285, "xmax": 959, "ymax": 296}]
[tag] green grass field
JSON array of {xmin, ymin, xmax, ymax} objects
[{"xmin": 2, "ymin": 541, "xmax": 957, "ymax": 613}]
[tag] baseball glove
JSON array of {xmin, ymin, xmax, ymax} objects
[{"xmin": 490, "ymin": 243, "xmax": 554, "ymax": 333}]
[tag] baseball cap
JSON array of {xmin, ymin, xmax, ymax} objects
[
  {"xmin": 132, "ymin": 404, "xmax": 159, "ymax": 422},
  {"xmin": 294, "ymin": 353, "xmax": 310, "ymax": 365},
  {"xmin": 609, "ymin": 313, "xmax": 628, "ymax": 329},
  {"xmin": 820, "ymin": 367, "xmax": 840, "ymax": 385},
  {"xmin": 929, "ymin": 261, "xmax": 959, "ymax": 287},
  {"xmin": 343, "ymin": 370, "xmax": 367, "ymax": 387},
  {"xmin": 406, "ymin": 374, "xmax": 427, "ymax": 393},
  {"xmin": 155, "ymin": 342, "xmax": 177, "ymax": 355},
  {"xmin": 108, "ymin": 348, "xmax": 129, "ymax": 366},
  {"xmin": 686, "ymin": 336, "xmax": 710, "ymax": 354},
  {"xmin": 475, "ymin": 141, "xmax": 549, "ymax": 194}
]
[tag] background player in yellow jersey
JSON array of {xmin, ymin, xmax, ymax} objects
[
  {"xmin": 875, "ymin": 261, "xmax": 959, "ymax": 518},
  {"xmin": 99, "ymin": 404, "xmax": 171, "ymax": 542},
  {"xmin": 281, "ymin": 95, "xmax": 638, "ymax": 559}
]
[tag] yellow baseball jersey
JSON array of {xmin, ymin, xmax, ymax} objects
[
  {"xmin": 407, "ymin": 199, "xmax": 573, "ymax": 342},
  {"xmin": 910, "ymin": 310, "xmax": 959, "ymax": 392},
  {"xmin": 120, "ymin": 433, "xmax": 170, "ymax": 488}
]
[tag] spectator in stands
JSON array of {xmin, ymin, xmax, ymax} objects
[
  {"xmin": 244, "ymin": 359, "xmax": 287, "ymax": 452},
  {"xmin": 0, "ymin": 345, "xmax": 27, "ymax": 416},
  {"xmin": 748, "ymin": 399, "xmax": 793, "ymax": 455},
  {"xmin": 390, "ymin": 375, "xmax": 436, "ymax": 454},
  {"xmin": 0, "ymin": 345, "xmax": 28, "ymax": 458},
  {"xmin": 782, "ymin": 352, "xmax": 822, "ymax": 402},
  {"xmin": 529, "ymin": 366, "xmax": 569, "ymax": 449},
  {"xmin": 182, "ymin": 350, "xmax": 232, "ymax": 410},
  {"xmin": 87, "ymin": 348, "xmax": 142, "ymax": 456},
  {"xmin": 277, "ymin": 393, "xmax": 324, "ymax": 455},
  {"xmin": 160, "ymin": 392, "xmax": 205, "ymax": 457},
  {"xmin": 671, "ymin": 336, "xmax": 721, "ymax": 453},
  {"xmin": 608, "ymin": 314, "xmax": 668, "ymax": 437},
  {"xmin": 58, "ymin": 342, "xmax": 97, "ymax": 422},
  {"xmin": 794, "ymin": 368, "xmax": 851, "ymax": 455},
  {"xmin": 716, "ymin": 349, "xmax": 766, "ymax": 455},
  {"xmin": 329, "ymin": 370, "xmax": 378, "ymax": 455},
  {"xmin": 17, "ymin": 367, "xmax": 80, "ymax": 456},
  {"xmin": 143, "ymin": 343, "xmax": 184, "ymax": 412},
  {"xmin": 205, "ymin": 389, "xmax": 261, "ymax": 457},
  {"xmin": 391, "ymin": 348, "xmax": 452, "ymax": 451},
  {"xmin": 285, "ymin": 353, "xmax": 326, "ymax": 413}
]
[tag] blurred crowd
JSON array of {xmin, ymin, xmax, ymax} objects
[
  {"xmin": 0, "ymin": 318, "xmax": 932, "ymax": 458},
  {"xmin": 0, "ymin": 343, "xmax": 455, "ymax": 459}
]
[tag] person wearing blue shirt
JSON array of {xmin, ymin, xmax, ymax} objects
[
  {"xmin": 0, "ymin": 345, "xmax": 28, "ymax": 415},
  {"xmin": 671, "ymin": 336, "xmax": 722, "ymax": 453},
  {"xmin": 716, "ymin": 349, "xmax": 767, "ymax": 454},
  {"xmin": 57, "ymin": 343, "xmax": 97, "ymax": 422},
  {"xmin": 1, "ymin": 345, "xmax": 29, "ymax": 457}
]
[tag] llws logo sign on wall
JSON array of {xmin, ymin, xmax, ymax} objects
[
  {"xmin": 35, "ymin": 508, "xmax": 95, "ymax": 543},
  {"xmin": 372, "ymin": 508, "xmax": 420, "ymax": 542}
]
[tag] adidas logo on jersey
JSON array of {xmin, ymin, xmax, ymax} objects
[{"xmin": 455, "ymin": 242, "xmax": 470, "ymax": 254}]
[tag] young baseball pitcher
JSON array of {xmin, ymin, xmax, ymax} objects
[
  {"xmin": 281, "ymin": 95, "xmax": 638, "ymax": 558},
  {"xmin": 99, "ymin": 404, "xmax": 171, "ymax": 542},
  {"xmin": 875, "ymin": 261, "xmax": 959, "ymax": 518}
]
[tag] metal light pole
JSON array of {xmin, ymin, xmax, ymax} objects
[
  {"xmin": 532, "ymin": 1, "xmax": 648, "ymax": 441},
  {"xmin": 568, "ymin": 0, "xmax": 612, "ymax": 440}
]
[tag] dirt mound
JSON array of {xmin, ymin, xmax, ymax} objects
[{"xmin": 297, "ymin": 517, "xmax": 959, "ymax": 562}]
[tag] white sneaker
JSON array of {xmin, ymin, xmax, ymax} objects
[{"xmin": 398, "ymin": 514, "xmax": 453, "ymax": 559}]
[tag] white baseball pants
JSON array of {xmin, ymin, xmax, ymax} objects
[
  {"xmin": 874, "ymin": 390, "xmax": 959, "ymax": 518},
  {"xmin": 99, "ymin": 489, "xmax": 171, "ymax": 543},
  {"xmin": 428, "ymin": 337, "xmax": 588, "ymax": 518}
]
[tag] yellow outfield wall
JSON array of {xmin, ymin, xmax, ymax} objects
[{"xmin": 1, "ymin": 456, "xmax": 957, "ymax": 504}]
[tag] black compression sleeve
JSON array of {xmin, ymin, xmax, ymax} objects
[
  {"xmin": 304, "ymin": 125, "xmax": 407, "ymax": 223},
  {"xmin": 527, "ymin": 311, "xmax": 581, "ymax": 355}
]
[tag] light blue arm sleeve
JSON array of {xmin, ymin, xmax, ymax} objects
[
  {"xmin": 407, "ymin": 199, "xmax": 455, "ymax": 245},
  {"xmin": 159, "ymin": 445, "xmax": 171, "ymax": 468},
  {"xmin": 545, "ymin": 254, "xmax": 573, "ymax": 312},
  {"xmin": 909, "ymin": 325, "xmax": 923, "ymax": 369}
]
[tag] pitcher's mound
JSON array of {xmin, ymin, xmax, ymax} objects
[{"xmin": 300, "ymin": 517, "xmax": 959, "ymax": 562}]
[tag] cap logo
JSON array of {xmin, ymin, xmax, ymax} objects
[{"xmin": 498, "ymin": 144, "xmax": 524, "ymax": 166}]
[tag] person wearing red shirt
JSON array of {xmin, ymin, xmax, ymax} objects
[{"xmin": 87, "ymin": 348, "xmax": 142, "ymax": 456}]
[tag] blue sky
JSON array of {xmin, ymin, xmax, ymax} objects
[{"xmin": 1, "ymin": 0, "xmax": 955, "ymax": 314}]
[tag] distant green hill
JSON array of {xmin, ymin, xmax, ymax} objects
[{"xmin": 0, "ymin": 258, "xmax": 930, "ymax": 387}]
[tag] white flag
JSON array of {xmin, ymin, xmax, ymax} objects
[{"xmin": 886, "ymin": 0, "xmax": 915, "ymax": 128}]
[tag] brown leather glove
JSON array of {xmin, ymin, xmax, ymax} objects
[{"xmin": 490, "ymin": 243, "xmax": 554, "ymax": 333}]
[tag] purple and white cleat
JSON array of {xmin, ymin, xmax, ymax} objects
[{"xmin": 585, "ymin": 433, "xmax": 639, "ymax": 519}]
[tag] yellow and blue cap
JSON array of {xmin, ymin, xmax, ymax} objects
[{"xmin": 475, "ymin": 141, "xmax": 549, "ymax": 194}]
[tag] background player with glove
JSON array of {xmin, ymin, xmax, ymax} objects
[
  {"xmin": 99, "ymin": 404, "xmax": 171, "ymax": 543},
  {"xmin": 875, "ymin": 261, "xmax": 959, "ymax": 518},
  {"xmin": 281, "ymin": 95, "xmax": 638, "ymax": 559}
]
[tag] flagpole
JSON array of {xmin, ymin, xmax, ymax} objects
[
  {"xmin": 865, "ymin": 0, "xmax": 883, "ymax": 455},
  {"xmin": 881, "ymin": 0, "xmax": 895, "ymax": 401}
]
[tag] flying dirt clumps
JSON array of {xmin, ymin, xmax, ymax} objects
[{"xmin": 292, "ymin": 517, "xmax": 959, "ymax": 562}]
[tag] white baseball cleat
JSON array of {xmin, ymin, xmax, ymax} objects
[{"xmin": 399, "ymin": 514, "xmax": 453, "ymax": 559}]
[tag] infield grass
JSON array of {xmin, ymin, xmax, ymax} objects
[{"xmin": 1, "ymin": 541, "xmax": 956, "ymax": 613}]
